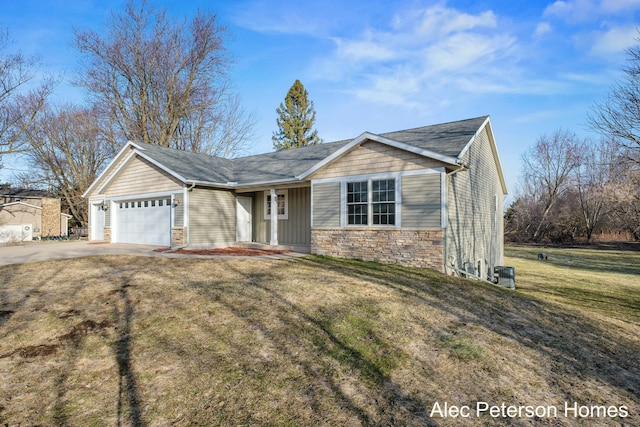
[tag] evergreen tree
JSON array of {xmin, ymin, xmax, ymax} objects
[{"xmin": 272, "ymin": 79, "xmax": 322, "ymax": 150}]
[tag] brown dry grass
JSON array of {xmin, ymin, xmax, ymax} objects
[{"xmin": 0, "ymin": 251, "xmax": 638, "ymax": 426}]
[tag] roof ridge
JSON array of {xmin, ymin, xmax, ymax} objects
[{"xmin": 379, "ymin": 115, "xmax": 489, "ymax": 136}]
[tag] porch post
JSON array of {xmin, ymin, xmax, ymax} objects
[{"xmin": 270, "ymin": 188, "xmax": 278, "ymax": 245}]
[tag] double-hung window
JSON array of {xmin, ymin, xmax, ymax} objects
[
  {"xmin": 347, "ymin": 181, "xmax": 368, "ymax": 225},
  {"xmin": 372, "ymin": 179, "xmax": 395, "ymax": 225},
  {"xmin": 346, "ymin": 178, "xmax": 396, "ymax": 226}
]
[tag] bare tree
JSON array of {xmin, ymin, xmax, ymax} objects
[
  {"xmin": 589, "ymin": 34, "xmax": 640, "ymax": 162},
  {"xmin": 0, "ymin": 27, "xmax": 55, "ymax": 161},
  {"xmin": 521, "ymin": 129, "xmax": 582, "ymax": 241},
  {"xmin": 19, "ymin": 104, "xmax": 116, "ymax": 227},
  {"xmin": 574, "ymin": 138, "xmax": 617, "ymax": 242},
  {"xmin": 606, "ymin": 152, "xmax": 640, "ymax": 240},
  {"xmin": 73, "ymin": 0, "xmax": 253, "ymax": 156}
]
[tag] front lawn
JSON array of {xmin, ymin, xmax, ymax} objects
[{"xmin": 0, "ymin": 250, "xmax": 638, "ymax": 425}]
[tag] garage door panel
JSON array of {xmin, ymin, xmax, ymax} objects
[{"xmin": 116, "ymin": 198, "xmax": 171, "ymax": 246}]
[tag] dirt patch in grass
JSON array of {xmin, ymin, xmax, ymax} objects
[
  {"xmin": 1, "ymin": 344, "xmax": 60, "ymax": 359},
  {"xmin": 58, "ymin": 319, "xmax": 113, "ymax": 342},
  {"xmin": 153, "ymin": 246, "xmax": 292, "ymax": 256}
]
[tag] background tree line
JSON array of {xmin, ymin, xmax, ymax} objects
[
  {"xmin": 1, "ymin": 0, "xmax": 254, "ymax": 228},
  {"xmin": 506, "ymin": 36, "xmax": 640, "ymax": 243},
  {"xmin": 505, "ymin": 132, "xmax": 640, "ymax": 243}
]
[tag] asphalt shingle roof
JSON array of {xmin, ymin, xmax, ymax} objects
[{"xmin": 134, "ymin": 116, "xmax": 488, "ymax": 185}]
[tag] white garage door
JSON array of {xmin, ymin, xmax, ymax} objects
[{"xmin": 116, "ymin": 198, "xmax": 171, "ymax": 246}]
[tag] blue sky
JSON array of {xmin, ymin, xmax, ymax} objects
[{"xmin": 2, "ymin": 0, "xmax": 640, "ymax": 198}]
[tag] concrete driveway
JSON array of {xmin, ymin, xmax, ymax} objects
[
  {"xmin": 0, "ymin": 241, "xmax": 168, "ymax": 266},
  {"xmin": 0, "ymin": 241, "xmax": 306, "ymax": 266}
]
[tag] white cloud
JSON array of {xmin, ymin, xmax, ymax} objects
[
  {"xmin": 392, "ymin": 4, "xmax": 497, "ymax": 37},
  {"xmin": 534, "ymin": 22, "xmax": 553, "ymax": 38},
  {"xmin": 544, "ymin": 0, "xmax": 598, "ymax": 22},
  {"xmin": 311, "ymin": 4, "xmax": 530, "ymax": 107},
  {"xmin": 333, "ymin": 34, "xmax": 398, "ymax": 62},
  {"xmin": 544, "ymin": 0, "xmax": 640, "ymax": 22},
  {"xmin": 600, "ymin": 0, "xmax": 640, "ymax": 13},
  {"xmin": 590, "ymin": 26, "xmax": 640, "ymax": 55}
]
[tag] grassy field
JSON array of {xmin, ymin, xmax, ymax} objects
[{"xmin": 0, "ymin": 247, "xmax": 638, "ymax": 426}]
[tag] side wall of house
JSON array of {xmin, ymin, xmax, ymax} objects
[
  {"xmin": 310, "ymin": 140, "xmax": 447, "ymax": 271},
  {"xmin": 446, "ymin": 126, "xmax": 504, "ymax": 279},
  {"xmin": 188, "ymin": 187, "xmax": 236, "ymax": 248}
]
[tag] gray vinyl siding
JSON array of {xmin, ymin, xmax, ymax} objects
[
  {"xmin": 401, "ymin": 174, "xmax": 441, "ymax": 228},
  {"xmin": 188, "ymin": 187, "xmax": 236, "ymax": 246},
  {"xmin": 446, "ymin": 127, "xmax": 504, "ymax": 277},
  {"xmin": 312, "ymin": 182, "xmax": 341, "ymax": 228},
  {"xmin": 255, "ymin": 187, "xmax": 311, "ymax": 245}
]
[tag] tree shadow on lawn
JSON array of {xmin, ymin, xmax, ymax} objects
[
  {"xmin": 185, "ymin": 263, "xmax": 435, "ymax": 426},
  {"xmin": 297, "ymin": 257, "xmax": 640, "ymax": 405},
  {"xmin": 0, "ymin": 258, "xmax": 146, "ymax": 427}
]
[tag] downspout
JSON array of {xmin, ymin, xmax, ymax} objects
[
  {"xmin": 443, "ymin": 163, "xmax": 467, "ymax": 275},
  {"xmin": 185, "ymin": 182, "xmax": 195, "ymax": 248},
  {"xmin": 167, "ymin": 182, "xmax": 195, "ymax": 252}
]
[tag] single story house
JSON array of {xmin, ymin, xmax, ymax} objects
[
  {"xmin": 83, "ymin": 116, "xmax": 507, "ymax": 278},
  {"xmin": 0, "ymin": 189, "xmax": 72, "ymax": 243}
]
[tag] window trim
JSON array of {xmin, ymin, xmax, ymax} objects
[
  {"xmin": 263, "ymin": 189, "xmax": 289, "ymax": 220},
  {"xmin": 344, "ymin": 178, "xmax": 398, "ymax": 227}
]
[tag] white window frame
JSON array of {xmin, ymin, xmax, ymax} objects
[
  {"xmin": 345, "ymin": 177, "xmax": 398, "ymax": 227},
  {"xmin": 263, "ymin": 189, "xmax": 289, "ymax": 220}
]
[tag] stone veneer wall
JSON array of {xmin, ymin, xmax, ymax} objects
[
  {"xmin": 172, "ymin": 227, "xmax": 185, "ymax": 247},
  {"xmin": 103, "ymin": 227, "xmax": 111, "ymax": 242},
  {"xmin": 311, "ymin": 228, "xmax": 445, "ymax": 272}
]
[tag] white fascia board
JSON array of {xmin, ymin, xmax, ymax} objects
[
  {"xmin": 82, "ymin": 141, "xmax": 138, "ymax": 198},
  {"xmin": 185, "ymin": 179, "xmax": 237, "ymax": 189},
  {"xmin": 486, "ymin": 120, "xmax": 509, "ymax": 195},
  {"xmin": 0, "ymin": 201, "xmax": 42, "ymax": 210},
  {"xmin": 298, "ymin": 132, "xmax": 459, "ymax": 180},
  {"xmin": 458, "ymin": 116, "xmax": 490, "ymax": 161},
  {"xmin": 232, "ymin": 177, "xmax": 303, "ymax": 190},
  {"xmin": 297, "ymin": 132, "xmax": 377, "ymax": 179},
  {"xmin": 134, "ymin": 150, "xmax": 188, "ymax": 183},
  {"xmin": 94, "ymin": 148, "xmax": 189, "ymax": 195},
  {"xmin": 457, "ymin": 116, "xmax": 508, "ymax": 194},
  {"xmin": 94, "ymin": 150, "xmax": 137, "ymax": 195}
]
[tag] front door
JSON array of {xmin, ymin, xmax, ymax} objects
[{"xmin": 236, "ymin": 196, "xmax": 252, "ymax": 242}]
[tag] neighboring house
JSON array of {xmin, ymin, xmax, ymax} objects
[
  {"xmin": 0, "ymin": 189, "xmax": 72, "ymax": 243},
  {"xmin": 83, "ymin": 116, "xmax": 507, "ymax": 278}
]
